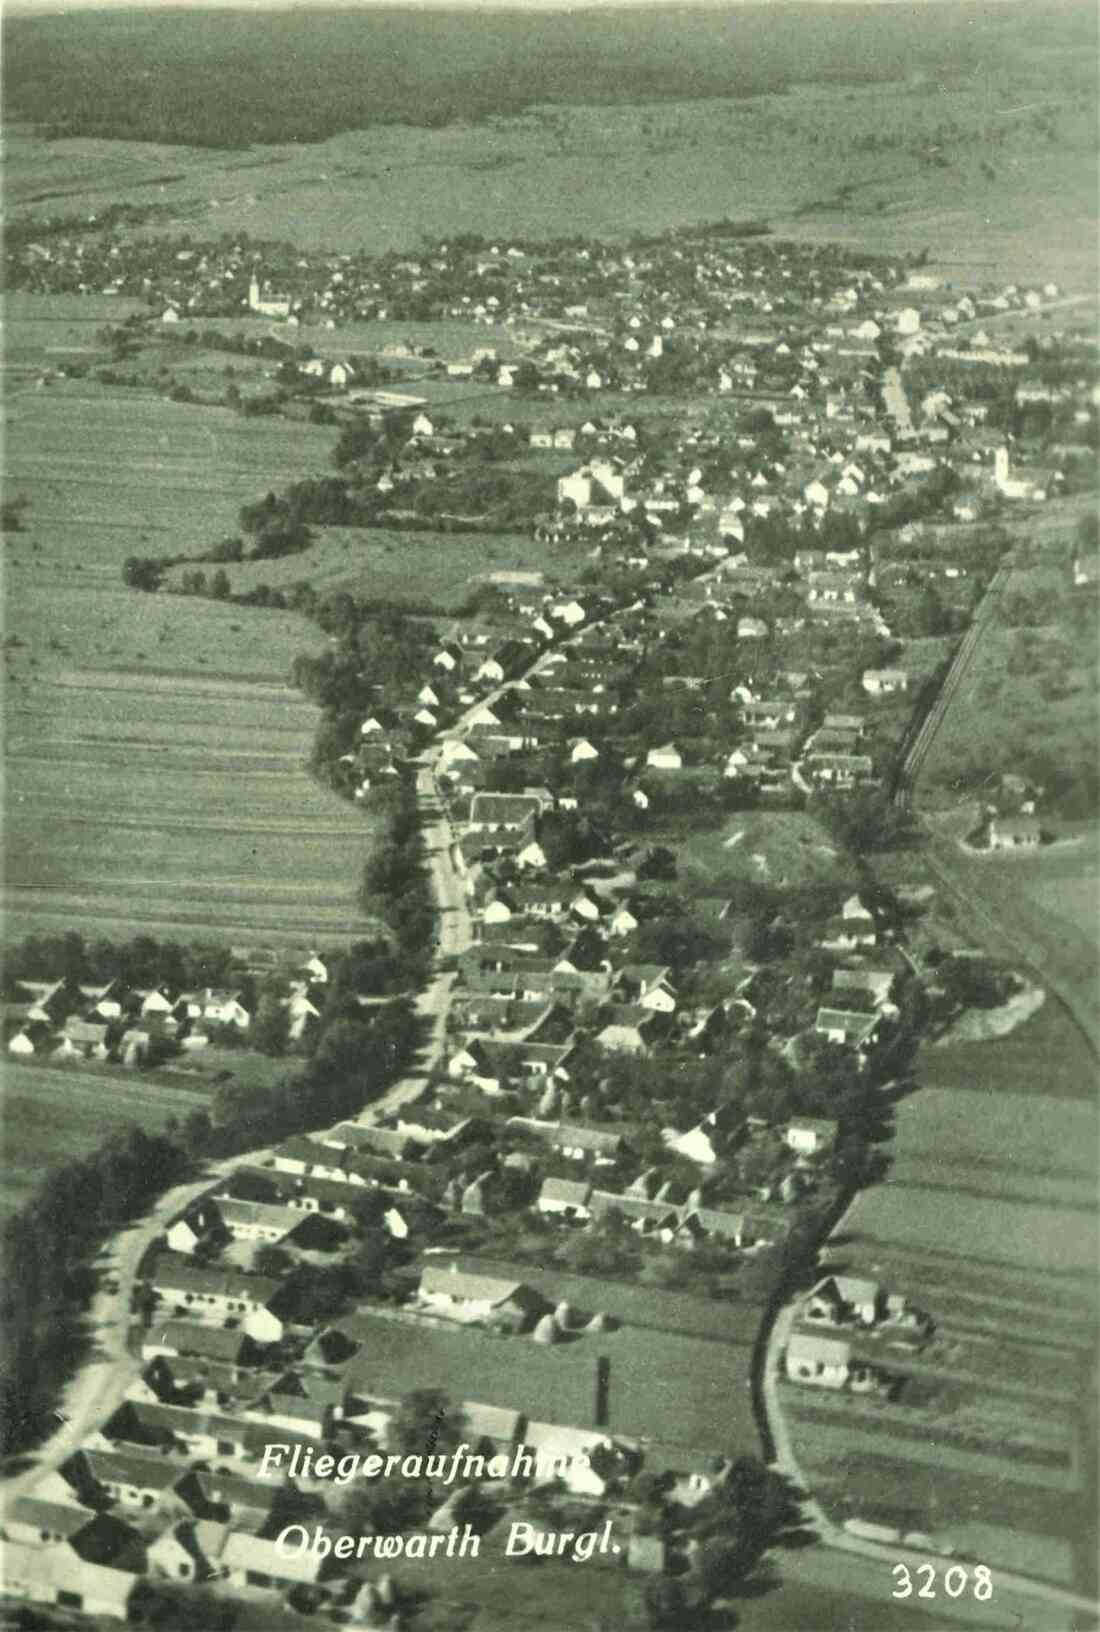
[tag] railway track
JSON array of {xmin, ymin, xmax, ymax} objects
[
  {"xmin": 894, "ymin": 557, "xmax": 1013, "ymax": 808},
  {"xmin": 891, "ymin": 553, "xmax": 1100, "ymax": 1064}
]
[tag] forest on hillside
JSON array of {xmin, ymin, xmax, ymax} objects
[{"xmin": 4, "ymin": 1, "xmax": 1096, "ymax": 150}]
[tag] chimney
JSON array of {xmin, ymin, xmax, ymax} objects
[{"xmin": 594, "ymin": 1355, "xmax": 610, "ymax": 1429}]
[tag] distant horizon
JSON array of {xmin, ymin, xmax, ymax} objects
[{"xmin": 3, "ymin": 0, "xmax": 1035, "ymax": 14}]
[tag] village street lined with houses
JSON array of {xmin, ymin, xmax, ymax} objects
[{"xmin": 3, "ymin": 82, "xmax": 1100, "ymax": 1632}]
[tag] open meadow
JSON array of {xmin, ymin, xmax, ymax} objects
[
  {"xmin": 163, "ymin": 523, "xmax": 589, "ymax": 611},
  {"xmin": 918, "ymin": 496, "xmax": 1100, "ymax": 816},
  {"xmin": 0, "ymin": 1061, "xmax": 212, "ymax": 1221},
  {"xmin": 675, "ymin": 810, "xmax": 856, "ymax": 894}
]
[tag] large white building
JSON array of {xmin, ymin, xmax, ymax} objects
[{"xmin": 248, "ymin": 275, "xmax": 291, "ymax": 319}]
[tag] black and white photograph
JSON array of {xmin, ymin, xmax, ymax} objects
[{"xmin": 0, "ymin": 0, "xmax": 1097, "ymax": 1627}]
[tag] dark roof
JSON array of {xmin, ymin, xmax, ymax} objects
[
  {"xmin": 81, "ymin": 1450, "xmax": 183, "ymax": 1493},
  {"xmin": 144, "ymin": 1322, "xmax": 250, "ymax": 1363},
  {"xmin": 150, "ymin": 1263, "xmax": 280, "ymax": 1305}
]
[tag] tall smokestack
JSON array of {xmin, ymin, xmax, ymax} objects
[{"xmin": 595, "ymin": 1355, "xmax": 610, "ymax": 1429}]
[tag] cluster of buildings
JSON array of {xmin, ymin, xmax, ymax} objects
[
  {"xmin": 784, "ymin": 1272, "xmax": 934, "ymax": 1398},
  {"xmin": 12, "ymin": 218, "xmax": 1097, "ymax": 515},
  {"xmin": 4, "ymin": 953, "xmax": 330, "ymax": 1064}
]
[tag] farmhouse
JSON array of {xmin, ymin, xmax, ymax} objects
[
  {"xmin": 784, "ymin": 1118, "xmax": 838, "ymax": 1158},
  {"xmin": 149, "ymin": 1263, "xmax": 283, "ymax": 1342},
  {"xmin": 1, "ymin": 1498, "xmax": 126, "ymax": 1557},
  {"xmin": 862, "ymin": 668, "xmax": 910, "ymax": 696},
  {"xmin": 72, "ymin": 1449, "xmax": 183, "ymax": 1511},
  {"xmin": 418, "ymin": 1264, "xmax": 545, "ymax": 1326},
  {"xmin": 814, "ymin": 1007, "xmax": 881, "ymax": 1051},
  {"xmin": 0, "ymin": 1541, "xmax": 137, "ymax": 1622},
  {"xmin": 468, "ymin": 790, "xmax": 553, "ymax": 833},
  {"xmin": 987, "ymin": 815, "xmax": 1041, "ymax": 850},
  {"xmin": 222, "ymin": 1531, "xmax": 326, "ymax": 1592},
  {"xmin": 806, "ymin": 1274, "xmax": 884, "ymax": 1327},
  {"xmin": 141, "ymin": 1321, "xmax": 255, "ymax": 1367},
  {"xmin": 536, "ymin": 1177, "xmax": 594, "ymax": 1221},
  {"xmin": 785, "ymin": 1331, "xmax": 853, "ymax": 1389},
  {"xmin": 147, "ymin": 1519, "xmax": 229, "ymax": 1584}
]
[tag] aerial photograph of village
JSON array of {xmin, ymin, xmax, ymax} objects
[{"xmin": 0, "ymin": 0, "xmax": 1097, "ymax": 1628}]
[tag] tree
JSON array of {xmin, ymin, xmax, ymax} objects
[
  {"xmin": 182, "ymin": 1108, "xmax": 212, "ymax": 1156},
  {"xmin": 210, "ymin": 568, "xmax": 231, "ymax": 600},
  {"xmin": 388, "ymin": 1389, "xmax": 468, "ymax": 1459},
  {"xmin": 1076, "ymin": 512, "xmax": 1099, "ymax": 555},
  {"xmin": 641, "ymin": 1578, "xmax": 690, "ymax": 1629},
  {"xmin": 121, "ymin": 556, "xmax": 163, "ymax": 592},
  {"xmin": 138, "ymin": 1584, "xmax": 236, "ymax": 1631},
  {"xmin": 819, "ymin": 789, "xmax": 916, "ymax": 855},
  {"xmin": 255, "ymin": 1244, "xmax": 293, "ymax": 1277},
  {"xmin": 251, "ymin": 980, "xmax": 291, "ymax": 1057}
]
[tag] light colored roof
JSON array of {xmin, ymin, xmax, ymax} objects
[
  {"xmin": 5, "ymin": 1497, "xmax": 95, "ymax": 1537},
  {"xmin": 788, "ymin": 1331, "xmax": 851, "ymax": 1364},
  {"xmin": 222, "ymin": 1530, "xmax": 324, "ymax": 1584},
  {"xmin": 463, "ymin": 1401, "xmax": 523, "ymax": 1443},
  {"xmin": 538, "ymin": 1178, "xmax": 593, "ymax": 1206},
  {"xmin": 824, "ymin": 1274, "xmax": 881, "ymax": 1302},
  {"xmin": 215, "ymin": 1198, "xmax": 300, "ymax": 1233},
  {"xmin": 420, "ymin": 1265, "xmax": 527, "ymax": 1305},
  {"xmin": 1, "ymin": 1540, "xmax": 136, "ymax": 1606},
  {"xmin": 815, "ymin": 1007, "xmax": 879, "ymax": 1044}
]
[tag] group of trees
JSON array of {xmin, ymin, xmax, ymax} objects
[
  {"xmin": 637, "ymin": 1456, "xmax": 805, "ymax": 1627},
  {"xmin": 208, "ymin": 992, "xmax": 420, "ymax": 1156},
  {"xmin": 0, "ymin": 1128, "xmax": 191, "ymax": 1456},
  {"xmin": 359, "ymin": 785, "xmax": 436, "ymax": 979},
  {"xmin": 816, "ymin": 787, "xmax": 917, "ymax": 855},
  {"xmin": 3, "ymin": 929, "xmax": 241, "ymax": 996}
]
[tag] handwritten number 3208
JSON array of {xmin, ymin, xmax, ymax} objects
[{"xmin": 892, "ymin": 1564, "xmax": 994, "ymax": 1600}]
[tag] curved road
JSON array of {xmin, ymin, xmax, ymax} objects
[{"xmin": 1, "ymin": 760, "xmax": 474, "ymax": 1508}]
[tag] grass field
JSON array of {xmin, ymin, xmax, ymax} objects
[
  {"xmin": 0, "ymin": 1061, "xmax": 212, "ymax": 1220},
  {"xmin": 919, "ymin": 497, "xmax": 1100, "ymax": 815},
  {"xmin": 344, "ymin": 1310, "xmax": 760, "ymax": 1455},
  {"xmin": 791, "ymin": 1425, "xmax": 1084, "ymax": 1576},
  {"xmin": 675, "ymin": 810, "xmax": 856, "ymax": 894},
  {"xmin": 845, "ymin": 1181, "xmax": 1097, "ymax": 1276},
  {"xmin": 3, "ymin": 668, "xmax": 379, "ymax": 947},
  {"xmin": 3, "ymin": 381, "xmax": 333, "ymax": 564},
  {"xmin": 161, "ymin": 523, "xmax": 587, "ymax": 611},
  {"xmin": 886, "ymin": 1086, "xmax": 1098, "ymax": 1187}
]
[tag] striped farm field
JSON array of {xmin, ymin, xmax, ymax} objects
[
  {"xmin": 1, "ymin": 370, "xmax": 392, "ymax": 950},
  {"xmin": 3, "ymin": 667, "xmax": 381, "ymax": 948}
]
